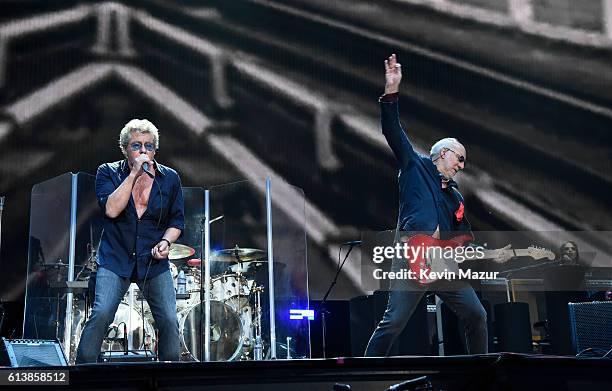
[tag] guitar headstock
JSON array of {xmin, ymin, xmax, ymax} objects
[{"xmin": 526, "ymin": 245, "xmax": 555, "ymax": 260}]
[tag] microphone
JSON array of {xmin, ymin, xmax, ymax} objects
[{"xmin": 140, "ymin": 154, "xmax": 154, "ymax": 178}]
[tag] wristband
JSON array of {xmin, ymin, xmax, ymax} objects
[{"xmin": 160, "ymin": 238, "xmax": 171, "ymax": 247}]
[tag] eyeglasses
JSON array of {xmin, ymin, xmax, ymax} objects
[
  {"xmin": 445, "ymin": 148, "xmax": 465, "ymax": 163},
  {"xmin": 129, "ymin": 142, "xmax": 155, "ymax": 152}
]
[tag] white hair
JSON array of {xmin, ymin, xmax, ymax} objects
[
  {"xmin": 430, "ymin": 138, "xmax": 462, "ymax": 161},
  {"xmin": 118, "ymin": 119, "xmax": 159, "ymax": 154}
]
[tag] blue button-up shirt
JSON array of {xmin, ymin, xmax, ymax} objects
[{"xmin": 95, "ymin": 159, "xmax": 185, "ymax": 280}]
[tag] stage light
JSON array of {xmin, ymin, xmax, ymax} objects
[{"xmin": 289, "ymin": 309, "xmax": 314, "ymax": 320}]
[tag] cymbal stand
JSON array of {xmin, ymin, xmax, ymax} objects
[
  {"xmin": 53, "ymin": 261, "xmax": 64, "ymax": 340},
  {"xmin": 253, "ymin": 285, "xmax": 264, "ymax": 360}
]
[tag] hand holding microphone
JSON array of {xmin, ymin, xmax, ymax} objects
[{"xmin": 132, "ymin": 153, "xmax": 154, "ymax": 178}]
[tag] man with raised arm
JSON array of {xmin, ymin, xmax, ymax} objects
[{"xmin": 365, "ymin": 54, "xmax": 490, "ymax": 356}]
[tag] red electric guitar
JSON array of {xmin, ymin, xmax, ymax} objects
[{"xmin": 400, "ymin": 234, "xmax": 555, "ymax": 284}]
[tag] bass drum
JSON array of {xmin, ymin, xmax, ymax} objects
[{"xmin": 179, "ymin": 300, "xmax": 243, "ymax": 361}]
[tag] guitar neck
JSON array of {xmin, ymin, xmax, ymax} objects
[{"xmin": 481, "ymin": 248, "xmax": 532, "ymax": 260}]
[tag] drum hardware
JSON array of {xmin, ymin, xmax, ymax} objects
[
  {"xmin": 252, "ymin": 285, "xmax": 264, "ymax": 360},
  {"xmin": 234, "ymin": 265, "xmax": 251, "ymax": 360},
  {"xmin": 286, "ymin": 337, "xmax": 292, "ymax": 359},
  {"xmin": 48, "ymin": 280, "xmax": 89, "ymax": 291},
  {"xmin": 265, "ymin": 340, "xmax": 297, "ymax": 360},
  {"xmin": 41, "ymin": 259, "xmax": 69, "ymax": 268},
  {"xmin": 47, "ymin": 253, "xmax": 94, "ymax": 355},
  {"xmin": 43, "ymin": 260, "xmax": 70, "ymax": 341},
  {"xmin": 49, "ymin": 280, "xmax": 91, "ymax": 328}
]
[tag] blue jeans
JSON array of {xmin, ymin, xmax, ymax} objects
[
  {"xmin": 76, "ymin": 266, "xmax": 180, "ymax": 363},
  {"xmin": 365, "ymin": 261, "xmax": 488, "ymax": 356}
]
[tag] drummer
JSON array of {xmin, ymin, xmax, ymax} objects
[{"xmin": 76, "ymin": 119, "xmax": 185, "ymax": 363}]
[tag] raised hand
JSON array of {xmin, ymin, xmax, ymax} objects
[{"xmin": 384, "ymin": 53, "xmax": 402, "ymax": 94}]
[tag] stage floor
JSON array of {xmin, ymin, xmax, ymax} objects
[{"xmin": 2, "ymin": 353, "xmax": 612, "ymax": 390}]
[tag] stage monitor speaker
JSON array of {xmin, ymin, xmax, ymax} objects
[
  {"xmin": 1, "ymin": 338, "xmax": 67, "ymax": 367},
  {"xmin": 568, "ymin": 301, "xmax": 612, "ymax": 354}
]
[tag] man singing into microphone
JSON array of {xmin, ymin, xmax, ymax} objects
[{"xmin": 76, "ymin": 119, "xmax": 184, "ymax": 363}]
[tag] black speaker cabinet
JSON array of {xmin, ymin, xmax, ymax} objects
[
  {"xmin": 349, "ymin": 290, "xmax": 429, "ymax": 356},
  {"xmin": 494, "ymin": 302, "xmax": 532, "ymax": 353},
  {"xmin": 568, "ymin": 301, "xmax": 612, "ymax": 354},
  {"xmin": 0, "ymin": 338, "xmax": 67, "ymax": 367}
]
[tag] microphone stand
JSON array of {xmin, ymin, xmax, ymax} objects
[{"xmin": 320, "ymin": 242, "xmax": 360, "ymax": 358}]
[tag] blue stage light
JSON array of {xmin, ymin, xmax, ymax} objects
[{"xmin": 289, "ymin": 309, "xmax": 314, "ymax": 320}]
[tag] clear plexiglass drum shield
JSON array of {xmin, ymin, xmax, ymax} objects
[
  {"xmin": 201, "ymin": 178, "xmax": 310, "ymax": 361},
  {"xmin": 23, "ymin": 172, "xmax": 103, "ymax": 363}
]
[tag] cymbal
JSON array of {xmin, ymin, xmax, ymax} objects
[
  {"xmin": 212, "ymin": 247, "xmax": 266, "ymax": 263},
  {"xmin": 168, "ymin": 243, "xmax": 196, "ymax": 260}
]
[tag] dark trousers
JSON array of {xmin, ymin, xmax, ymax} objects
[{"xmin": 365, "ymin": 261, "xmax": 488, "ymax": 356}]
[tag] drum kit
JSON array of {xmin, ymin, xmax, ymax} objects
[
  {"xmin": 169, "ymin": 244, "xmax": 268, "ymax": 361},
  {"xmin": 69, "ymin": 244, "xmax": 272, "ymax": 362}
]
